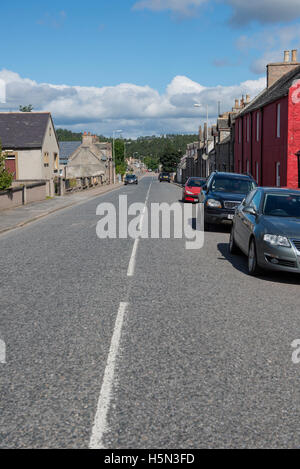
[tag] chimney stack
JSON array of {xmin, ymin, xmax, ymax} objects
[
  {"xmin": 267, "ymin": 50, "xmax": 300, "ymax": 88},
  {"xmin": 284, "ymin": 50, "xmax": 290, "ymax": 63},
  {"xmin": 292, "ymin": 49, "xmax": 298, "ymax": 62},
  {"xmin": 198, "ymin": 125, "xmax": 203, "ymax": 141},
  {"xmin": 246, "ymin": 94, "xmax": 251, "ymax": 104}
]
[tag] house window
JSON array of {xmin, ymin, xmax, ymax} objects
[
  {"xmin": 246, "ymin": 160, "xmax": 250, "ymax": 174},
  {"xmin": 247, "ymin": 115, "xmax": 251, "ymax": 142},
  {"xmin": 277, "ymin": 103, "xmax": 281, "ymax": 138},
  {"xmin": 239, "ymin": 119, "xmax": 242, "ymax": 144},
  {"xmin": 256, "ymin": 162, "xmax": 259, "ymax": 184},
  {"xmin": 49, "ymin": 127, "xmax": 52, "ymax": 137},
  {"xmin": 44, "ymin": 152, "xmax": 49, "ymax": 168},
  {"xmin": 54, "ymin": 153, "xmax": 58, "ymax": 171},
  {"xmin": 256, "ymin": 112, "xmax": 260, "ymax": 142},
  {"xmin": 276, "ymin": 162, "xmax": 281, "ymax": 187}
]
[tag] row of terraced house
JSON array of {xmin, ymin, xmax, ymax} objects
[
  {"xmin": 0, "ymin": 112, "xmax": 116, "ymax": 209},
  {"xmin": 178, "ymin": 50, "xmax": 300, "ymax": 190}
]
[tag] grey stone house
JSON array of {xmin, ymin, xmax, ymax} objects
[{"xmin": 63, "ymin": 133, "xmax": 115, "ymax": 185}]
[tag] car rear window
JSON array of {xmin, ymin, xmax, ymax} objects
[
  {"xmin": 211, "ymin": 177, "xmax": 256, "ymax": 194},
  {"xmin": 187, "ymin": 179, "xmax": 206, "ymax": 187},
  {"xmin": 263, "ymin": 194, "xmax": 300, "ymax": 218}
]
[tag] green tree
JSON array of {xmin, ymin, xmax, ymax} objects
[
  {"xmin": 56, "ymin": 128, "xmax": 83, "ymax": 141},
  {"xmin": 19, "ymin": 104, "xmax": 33, "ymax": 112},
  {"xmin": 160, "ymin": 143, "xmax": 181, "ymax": 172},
  {"xmin": 116, "ymin": 161, "xmax": 127, "ymax": 177},
  {"xmin": 0, "ymin": 141, "xmax": 13, "ymax": 191},
  {"xmin": 114, "ymin": 139, "xmax": 125, "ymax": 165},
  {"xmin": 144, "ymin": 155, "xmax": 159, "ymax": 171}
]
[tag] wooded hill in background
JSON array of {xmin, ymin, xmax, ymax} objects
[
  {"xmin": 56, "ymin": 129, "xmax": 198, "ymax": 172},
  {"xmin": 56, "ymin": 130, "xmax": 197, "ymax": 156}
]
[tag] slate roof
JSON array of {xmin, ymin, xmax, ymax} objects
[
  {"xmin": 218, "ymin": 135, "xmax": 231, "ymax": 145},
  {"xmin": 0, "ymin": 112, "xmax": 51, "ymax": 149},
  {"xmin": 217, "ymin": 118, "xmax": 229, "ymax": 130},
  {"xmin": 59, "ymin": 141, "xmax": 82, "ymax": 164},
  {"xmin": 239, "ymin": 65, "xmax": 300, "ymax": 117}
]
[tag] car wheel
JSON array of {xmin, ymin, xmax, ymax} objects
[
  {"xmin": 229, "ymin": 228, "xmax": 240, "ymax": 254},
  {"xmin": 248, "ymin": 239, "xmax": 261, "ymax": 276}
]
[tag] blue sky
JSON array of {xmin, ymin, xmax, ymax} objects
[{"xmin": 1, "ymin": 0, "xmax": 300, "ymax": 137}]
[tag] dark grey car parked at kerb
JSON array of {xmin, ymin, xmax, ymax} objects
[
  {"xmin": 230, "ymin": 187, "xmax": 300, "ymax": 276},
  {"xmin": 124, "ymin": 174, "xmax": 138, "ymax": 185}
]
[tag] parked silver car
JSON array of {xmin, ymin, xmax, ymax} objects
[{"xmin": 229, "ymin": 187, "xmax": 300, "ymax": 276}]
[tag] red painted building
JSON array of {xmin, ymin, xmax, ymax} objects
[{"xmin": 235, "ymin": 52, "xmax": 300, "ymax": 189}]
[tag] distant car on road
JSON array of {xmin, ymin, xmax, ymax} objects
[
  {"xmin": 199, "ymin": 172, "xmax": 257, "ymax": 230},
  {"xmin": 159, "ymin": 172, "xmax": 171, "ymax": 183},
  {"xmin": 124, "ymin": 174, "xmax": 138, "ymax": 185},
  {"xmin": 230, "ymin": 187, "xmax": 300, "ymax": 276},
  {"xmin": 182, "ymin": 177, "xmax": 207, "ymax": 203}
]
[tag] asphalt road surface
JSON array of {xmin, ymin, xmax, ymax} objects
[{"xmin": 1, "ymin": 176, "xmax": 300, "ymax": 449}]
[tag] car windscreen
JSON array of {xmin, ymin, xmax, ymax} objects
[
  {"xmin": 187, "ymin": 179, "xmax": 206, "ymax": 187},
  {"xmin": 263, "ymin": 194, "xmax": 300, "ymax": 218},
  {"xmin": 161, "ymin": 173, "xmax": 169, "ymax": 176},
  {"xmin": 126, "ymin": 175, "xmax": 136, "ymax": 179},
  {"xmin": 211, "ymin": 177, "xmax": 256, "ymax": 194}
]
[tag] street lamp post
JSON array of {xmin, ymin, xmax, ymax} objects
[
  {"xmin": 194, "ymin": 103, "xmax": 209, "ymax": 176},
  {"xmin": 112, "ymin": 129, "xmax": 123, "ymax": 184},
  {"xmin": 194, "ymin": 103, "xmax": 209, "ymax": 150}
]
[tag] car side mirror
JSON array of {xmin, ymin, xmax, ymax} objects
[{"xmin": 244, "ymin": 206, "xmax": 257, "ymax": 216}]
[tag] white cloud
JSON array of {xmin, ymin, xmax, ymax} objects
[
  {"xmin": 228, "ymin": 0, "xmax": 300, "ymax": 25},
  {"xmin": 237, "ymin": 24, "xmax": 300, "ymax": 74},
  {"xmin": 133, "ymin": 0, "xmax": 300, "ymax": 24},
  {"xmin": 133, "ymin": 0, "xmax": 208, "ymax": 16},
  {"xmin": 0, "ymin": 69, "xmax": 266, "ymax": 137}
]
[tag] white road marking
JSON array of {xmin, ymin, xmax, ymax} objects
[
  {"xmin": 89, "ymin": 302, "xmax": 128, "ymax": 449},
  {"xmin": 127, "ymin": 180, "xmax": 152, "ymax": 277},
  {"xmin": 127, "ymin": 238, "xmax": 140, "ymax": 277}
]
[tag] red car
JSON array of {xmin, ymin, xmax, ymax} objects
[{"xmin": 182, "ymin": 177, "xmax": 207, "ymax": 203}]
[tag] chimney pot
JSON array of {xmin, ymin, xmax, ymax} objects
[
  {"xmin": 292, "ymin": 49, "xmax": 298, "ymax": 62},
  {"xmin": 284, "ymin": 50, "xmax": 290, "ymax": 63}
]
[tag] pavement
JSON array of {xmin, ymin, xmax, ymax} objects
[
  {"xmin": 0, "ymin": 183, "xmax": 122, "ymax": 235},
  {"xmin": 1, "ymin": 176, "xmax": 300, "ymax": 448}
]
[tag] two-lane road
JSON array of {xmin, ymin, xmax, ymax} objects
[{"xmin": 1, "ymin": 176, "xmax": 300, "ymax": 448}]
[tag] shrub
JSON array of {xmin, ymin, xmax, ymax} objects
[{"xmin": 0, "ymin": 141, "xmax": 13, "ymax": 191}]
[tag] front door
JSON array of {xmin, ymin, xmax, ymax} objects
[{"xmin": 5, "ymin": 156, "xmax": 16, "ymax": 180}]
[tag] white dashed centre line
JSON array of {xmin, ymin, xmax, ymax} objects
[
  {"xmin": 89, "ymin": 301, "xmax": 128, "ymax": 449},
  {"xmin": 127, "ymin": 179, "xmax": 152, "ymax": 277}
]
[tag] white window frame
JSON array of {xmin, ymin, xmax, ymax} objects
[
  {"xmin": 276, "ymin": 162, "xmax": 281, "ymax": 187},
  {"xmin": 247, "ymin": 116, "xmax": 250, "ymax": 142},
  {"xmin": 277, "ymin": 103, "xmax": 281, "ymax": 138},
  {"xmin": 256, "ymin": 112, "xmax": 260, "ymax": 142},
  {"xmin": 246, "ymin": 160, "xmax": 250, "ymax": 174},
  {"xmin": 256, "ymin": 162, "xmax": 259, "ymax": 184}
]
